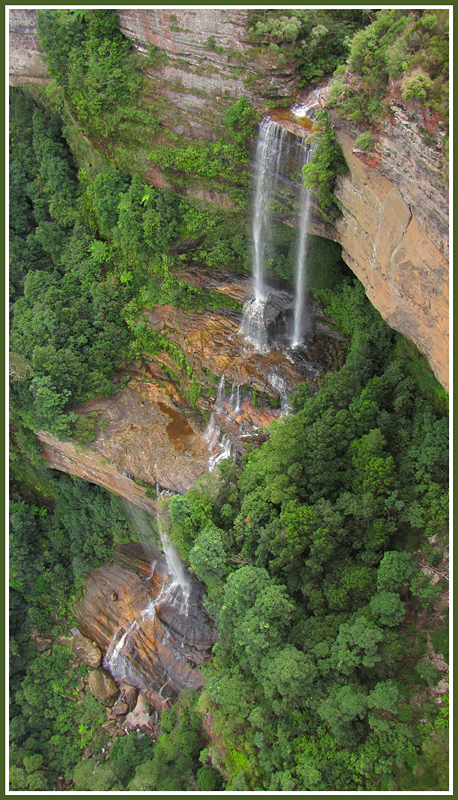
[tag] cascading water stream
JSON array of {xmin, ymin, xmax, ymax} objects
[
  {"xmin": 234, "ymin": 384, "xmax": 241, "ymax": 415},
  {"xmin": 240, "ymin": 117, "xmax": 290, "ymax": 352},
  {"xmin": 204, "ymin": 414, "xmax": 232, "ymax": 472},
  {"xmin": 291, "ymin": 142, "xmax": 313, "ymax": 349},
  {"xmin": 103, "ymin": 619, "xmax": 140, "ymax": 682},
  {"xmin": 268, "ymin": 372, "xmax": 292, "ymax": 417},
  {"xmin": 155, "ymin": 481, "xmax": 190, "ymax": 615},
  {"xmin": 103, "ymin": 484, "xmax": 192, "ymax": 682},
  {"xmin": 216, "ymin": 374, "xmax": 225, "ymax": 410}
]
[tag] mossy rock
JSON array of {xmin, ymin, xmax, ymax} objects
[{"xmin": 88, "ymin": 668, "xmax": 119, "ymax": 706}]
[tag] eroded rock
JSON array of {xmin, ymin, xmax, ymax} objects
[
  {"xmin": 74, "ymin": 542, "xmax": 217, "ymax": 707},
  {"xmin": 72, "ymin": 635, "xmax": 102, "ymax": 669},
  {"xmin": 88, "ymin": 668, "xmax": 119, "ymax": 706}
]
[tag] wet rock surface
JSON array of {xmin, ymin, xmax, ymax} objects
[
  {"xmin": 38, "ymin": 267, "xmax": 342, "ymax": 506},
  {"xmin": 74, "ymin": 542, "xmax": 217, "ymax": 709}
]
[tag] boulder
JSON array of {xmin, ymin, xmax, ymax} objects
[
  {"xmin": 112, "ymin": 701, "xmax": 129, "ymax": 716},
  {"xmin": 123, "ymin": 686, "xmax": 139, "ymax": 712},
  {"xmin": 88, "ymin": 668, "xmax": 119, "ymax": 706},
  {"xmin": 72, "ymin": 635, "xmax": 102, "ymax": 669}
]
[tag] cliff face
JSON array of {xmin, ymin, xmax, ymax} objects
[
  {"xmin": 328, "ymin": 107, "xmax": 449, "ymax": 391},
  {"xmin": 117, "ymin": 8, "xmax": 299, "ymax": 138},
  {"xmin": 8, "ymin": 10, "xmax": 49, "ymax": 86},
  {"xmin": 8, "ymin": 9, "xmax": 449, "ymax": 391}
]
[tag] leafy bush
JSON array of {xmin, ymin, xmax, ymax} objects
[
  {"xmin": 402, "ymin": 68, "xmax": 433, "ymax": 101},
  {"xmin": 328, "ymin": 9, "xmax": 449, "ymax": 125},
  {"xmin": 354, "ymin": 132, "xmax": 375, "ymax": 150},
  {"xmin": 303, "ymin": 111, "xmax": 348, "ymax": 217}
]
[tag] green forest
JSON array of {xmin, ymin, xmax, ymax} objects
[{"xmin": 9, "ymin": 8, "xmax": 448, "ymax": 793}]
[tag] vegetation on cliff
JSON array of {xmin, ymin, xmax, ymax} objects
[
  {"xmin": 9, "ymin": 7, "xmax": 448, "ymax": 794},
  {"xmin": 326, "ymin": 8, "xmax": 449, "ymax": 127},
  {"xmin": 165, "ymin": 274, "xmax": 448, "ymax": 791},
  {"xmin": 302, "ymin": 110, "xmax": 349, "ymax": 220},
  {"xmin": 247, "ymin": 9, "xmax": 371, "ymax": 84},
  {"xmin": 9, "ymin": 87, "xmax": 251, "ymax": 437}
]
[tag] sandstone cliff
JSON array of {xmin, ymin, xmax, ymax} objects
[
  {"xmin": 327, "ymin": 106, "xmax": 449, "ymax": 391},
  {"xmin": 8, "ymin": 9, "xmax": 49, "ymax": 86}
]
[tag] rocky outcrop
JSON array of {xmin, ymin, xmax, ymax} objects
[
  {"xmin": 88, "ymin": 668, "xmax": 119, "ymax": 706},
  {"xmin": 72, "ymin": 635, "xmax": 102, "ymax": 669},
  {"xmin": 118, "ymin": 9, "xmax": 299, "ymax": 132},
  {"xmin": 327, "ymin": 107, "xmax": 449, "ymax": 391},
  {"xmin": 8, "ymin": 10, "xmax": 49, "ymax": 86},
  {"xmin": 37, "ymin": 268, "xmax": 340, "ymax": 504},
  {"xmin": 74, "ymin": 542, "xmax": 217, "ymax": 708},
  {"xmin": 38, "ymin": 429, "xmax": 159, "ymax": 517}
]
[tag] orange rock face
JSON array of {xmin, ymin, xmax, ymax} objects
[
  {"xmin": 74, "ymin": 542, "xmax": 216, "ymax": 707},
  {"xmin": 38, "ymin": 272, "xmax": 339, "ymax": 507},
  {"xmin": 328, "ymin": 109, "xmax": 449, "ymax": 391}
]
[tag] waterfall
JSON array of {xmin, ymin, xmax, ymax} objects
[
  {"xmin": 204, "ymin": 414, "xmax": 232, "ymax": 472},
  {"xmin": 241, "ymin": 117, "xmax": 289, "ymax": 352},
  {"xmin": 216, "ymin": 374, "xmax": 225, "ymax": 410},
  {"xmin": 268, "ymin": 372, "xmax": 292, "ymax": 417},
  {"xmin": 252, "ymin": 117, "xmax": 288, "ymax": 302},
  {"xmin": 103, "ymin": 619, "xmax": 139, "ymax": 681},
  {"xmin": 234, "ymin": 384, "xmax": 241, "ymax": 414},
  {"xmin": 291, "ymin": 141, "xmax": 313, "ymax": 349},
  {"xmin": 155, "ymin": 482, "xmax": 190, "ymax": 615}
]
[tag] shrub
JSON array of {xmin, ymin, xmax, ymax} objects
[
  {"xmin": 303, "ymin": 110, "xmax": 348, "ymax": 216},
  {"xmin": 402, "ymin": 68, "xmax": 433, "ymax": 101},
  {"xmin": 354, "ymin": 132, "xmax": 375, "ymax": 151}
]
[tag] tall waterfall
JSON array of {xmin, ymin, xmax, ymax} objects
[
  {"xmin": 291, "ymin": 142, "xmax": 313, "ymax": 349},
  {"xmin": 240, "ymin": 118, "xmax": 289, "ymax": 352},
  {"xmin": 155, "ymin": 482, "xmax": 190, "ymax": 614},
  {"xmin": 252, "ymin": 117, "xmax": 288, "ymax": 302}
]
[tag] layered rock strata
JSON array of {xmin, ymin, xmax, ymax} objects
[
  {"xmin": 74, "ymin": 542, "xmax": 216, "ymax": 707},
  {"xmin": 38, "ymin": 268, "xmax": 341, "ymax": 505},
  {"xmin": 327, "ymin": 107, "xmax": 449, "ymax": 391},
  {"xmin": 8, "ymin": 9, "xmax": 49, "ymax": 86}
]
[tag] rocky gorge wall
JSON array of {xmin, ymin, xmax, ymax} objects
[
  {"xmin": 327, "ymin": 105, "xmax": 449, "ymax": 391},
  {"xmin": 8, "ymin": 8, "xmax": 449, "ymax": 391}
]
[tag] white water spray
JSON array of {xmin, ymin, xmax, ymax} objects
[
  {"xmin": 216, "ymin": 374, "xmax": 225, "ymax": 409},
  {"xmin": 241, "ymin": 118, "xmax": 290, "ymax": 352},
  {"xmin": 204, "ymin": 414, "xmax": 232, "ymax": 472}
]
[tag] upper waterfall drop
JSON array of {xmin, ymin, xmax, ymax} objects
[
  {"xmin": 240, "ymin": 117, "xmax": 290, "ymax": 352},
  {"xmin": 291, "ymin": 141, "xmax": 313, "ymax": 349},
  {"xmin": 252, "ymin": 117, "xmax": 289, "ymax": 303}
]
